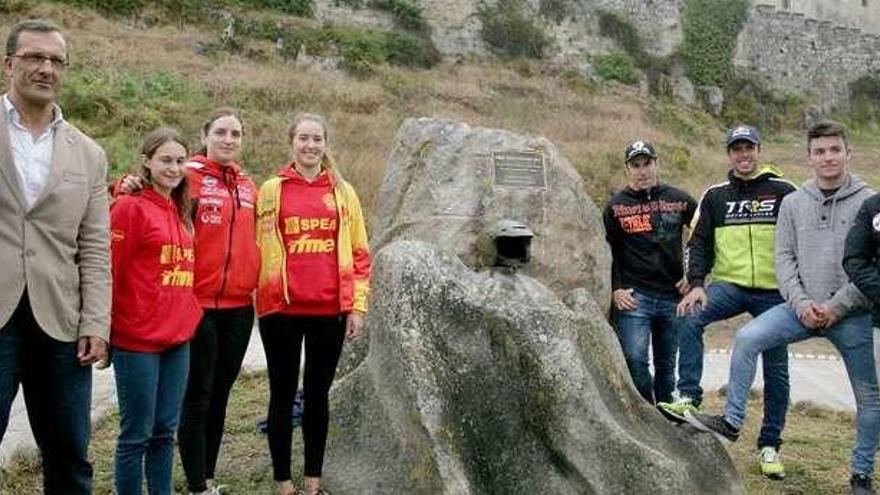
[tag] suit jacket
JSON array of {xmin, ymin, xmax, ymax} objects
[{"xmin": 0, "ymin": 107, "xmax": 111, "ymax": 342}]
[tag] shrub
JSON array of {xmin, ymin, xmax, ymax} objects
[
  {"xmin": 383, "ymin": 30, "xmax": 441, "ymax": 68},
  {"xmin": 331, "ymin": 28, "xmax": 386, "ymax": 74},
  {"xmin": 593, "ymin": 52, "xmax": 639, "ymax": 85},
  {"xmin": 370, "ymin": 0, "xmax": 427, "ymax": 32},
  {"xmin": 539, "ymin": 0, "xmax": 571, "ymax": 24},
  {"xmin": 722, "ymin": 76, "xmax": 806, "ymax": 133},
  {"xmin": 232, "ymin": 0, "xmax": 314, "ymax": 17},
  {"xmin": 597, "ymin": 11, "xmax": 670, "ymax": 91},
  {"xmin": 53, "ymin": 0, "xmax": 143, "ymax": 15},
  {"xmin": 60, "ymin": 69, "xmax": 212, "ymax": 175},
  {"xmin": 597, "ymin": 11, "xmax": 640, "ymax": 60},
  {"xmin": 849, "ymin": 75, "xmax": 880, "ymax": 127},
  {"xmin": 53, "ymin": 0, "xmax": 314, "ymax": 18},
  {"xmin": 235, "ymin": 15, "xmax": 440, "ymax": 73},
  {"xmin": 680, "ymin": 0, "xmax": 748, "ymax": 86},
  {"xmin": 0, "ymin": 0, "xmax": 33, "ymax": 13},
  {"xmin": 478, "ymin": 0, "xmax": 550, "ymax": 59}
]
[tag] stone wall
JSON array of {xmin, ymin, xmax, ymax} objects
[
  {"xmin": 755, "ymin": 0, "xmax": 880, "ymax": 35},
  {"xmin": 734, "ymin": 4, "xmax": 880, "ymax": 106},
  {"xmin": 308, "ymin": 0, "xmax": 880, "ymax": 106},
  {"xmin": 310, "ymin": 0, "xmax": 683, "ymax": 58}
]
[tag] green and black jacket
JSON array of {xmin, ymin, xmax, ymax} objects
[{"xmin": 686, "ymin": 165, "xmax": 796, "ymax": 289}]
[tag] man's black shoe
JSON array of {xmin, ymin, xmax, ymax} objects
[
  {"xmin": 683, "ymin": 410, "xmax": 740, "ymax": 444},
  {"xmin": 851, "ymin": 473, "xmax": 875, "ymax": 495}
]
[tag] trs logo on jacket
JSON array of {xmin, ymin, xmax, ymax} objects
[{"xmin": 725, "ymin": 198, "xmax": 778, "ymax": 219}]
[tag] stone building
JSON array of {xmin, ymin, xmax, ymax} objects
[{"xmin": 754, "ymin": 0, "xmax": 880, "ymax": 35}]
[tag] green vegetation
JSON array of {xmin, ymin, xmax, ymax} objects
[
  {"xmin": 60, "ymin": 70, "xmax": 213, "ymax": 176},
  {"xmin": 648, "ymin": 102, "xmax": 719, "ymax": 147},
  {"xmin": 370, "ymin": 0, "xmax": 427, "ymax": 32},
  {"xmin": 593, "ymin": 52, "xmax": 639, "ymax": 86},
  {"xmin": 327, "ymin": 0, "xmax": 428, "ymax": 33},
  {"xmin": 722, "ymin": 76, "xmax": 806, "ymax": 133},
  {"xmin": 538, "ymin": 0, "xmax": 571, "ymax": 24},
  {"xmin": 233, "ymin": 0, "xmax": 313, "ymax": 17},
  {"xmin": 478, "ymin": 0, "xmax": 550, "ymax": 59},
  {"xmin": 680, "ymin": 0, "xmax": 748, "ymax": 86},
  {"xmin": 849, "ymin": 75, "xmax": 880, "ymax": 128},
  {"xmin": 229, "ymin": 17, "xmax": 439, "ymax": 73},
  {"xmin": 596, "ymin": 11, "xmax": 671, "ymax": 91},
  {"xmin": 597, "ymin": 11, "xmax": 640, "ymax": 63},
  {"xmin": 53, "ymin": 0, "xmax": 314, "ymax": 18},
  {"xmin": 0, "ymin": 0, "xmax": 32, "ymax": 13}
]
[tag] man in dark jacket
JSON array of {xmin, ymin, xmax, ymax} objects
[
  {"xmin": 843, "ymin": 182, "xmax": 880, "ymax": 495},
  {"xmin": 657, "ymin": 125, "xmax": 796, "ymax": 480},
  {"xmin": 603, "ymin": 140, "xmax": 696, "ymax": 404},
  {"xmin": 844, "ymin": 192, "xmax": 880, "ymax": 330}
]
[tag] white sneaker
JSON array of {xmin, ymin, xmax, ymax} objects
[{"xmin": 759, "ymin": 446, "xmax": 785, "ymax": 479}]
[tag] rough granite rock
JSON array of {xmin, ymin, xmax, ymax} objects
[
  {"xmin": 371, "ymin": 117, "xmax": 611, "ymax": 310},
  {"xmin": 324, "ymin": 241, "xmax": 744, "ymax": 494}
]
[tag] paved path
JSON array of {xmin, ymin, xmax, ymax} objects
[{"xmin": 0, "ymin": 331, "xmax": 856, "ymax": 467}]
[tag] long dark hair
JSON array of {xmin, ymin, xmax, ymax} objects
[
  {"xmin": 197, "ymin": 107, "xmax": 244, "ymax": 158},
  {"xmin": 138, "ymin": 127, "xmax": 192, "ymax": 231}
]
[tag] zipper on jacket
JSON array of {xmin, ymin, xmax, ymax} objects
[
  {"xmin": 214, "ymin": 179, "xmax": 237, "ymax": 308},
  {"xmin": 743, "ymin": 179, "xmax": 756, "ymax": 288}
]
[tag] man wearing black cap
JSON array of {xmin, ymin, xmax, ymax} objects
[
  {"xmin": 657, "ymin": 125, "xmax": 796, "ymax": 480},
  {"xmin": 603, "ymin": 140, "xmax": 696, "ymax": 405}
]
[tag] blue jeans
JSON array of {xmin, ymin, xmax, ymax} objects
[
  {"xmin": 725, "ymin": 304, "xmax": 880, "ymax": 475},
  {"xmin": 0, "ymin": 295, "xmax": 93, "ymax": 495},
  {"xmin": 113, "ymin": 344, "xmax": 190, "ymax": 495},
  {"xmin": 614, "ymin": 290, "xmax": 680, "ymax": 404},
  {"xmin": 677, "ymin": 281, "xmax": 789, "ymax": 448}
]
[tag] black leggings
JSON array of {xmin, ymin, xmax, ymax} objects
[
  {"xmin": 177, "ymin": 306, "xmax": 254, "ymax": 492},
  {"xmin": 259, "ymin": 314, "xmax": 346, "ymax": 480}
]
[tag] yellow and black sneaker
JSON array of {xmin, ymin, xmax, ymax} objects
[{"xmin": 657, "ymin": 396, "xmax": 698, "ymax": 423}]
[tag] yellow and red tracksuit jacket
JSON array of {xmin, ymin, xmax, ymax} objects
[{"xmin": 255, "ymin": 167, "xmax": 370, "ymax": 317}]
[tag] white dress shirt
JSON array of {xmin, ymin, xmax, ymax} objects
[{"xmin": 3, "ymin": 94, "xmax": 63, "ymax": 209}]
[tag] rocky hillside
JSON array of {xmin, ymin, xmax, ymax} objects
[{"xmin": 2, "ymin": 1, "xmax": 879, "ymax": 221}]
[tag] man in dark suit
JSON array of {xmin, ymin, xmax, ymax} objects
[{"xmin": 0, "ymin": 19, "xmax": 110, "ymax": 494}]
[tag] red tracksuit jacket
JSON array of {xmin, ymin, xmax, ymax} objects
[
  {"xmin": 187, "ymin": 155, "xmax": 260, "ymax": 309},
  {"xmin": 110, "ymin": 188, "xmax": 202, "ymax": 352}
]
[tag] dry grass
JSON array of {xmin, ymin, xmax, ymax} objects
[
  {"xmin": 0, "ymin": 373, "xmax": 872, "ymax": 494},
  {"xmin": 0, "ymin": 4, "xmax": 730, "ymax": 212},
  {"xmin": 702, "ymin": 391, "xmax": 872, "ymax": 494}
]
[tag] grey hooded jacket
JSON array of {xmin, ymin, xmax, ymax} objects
[{"xmin": 775, "ymin": 173, "xmax": 873, "ymax": 318}]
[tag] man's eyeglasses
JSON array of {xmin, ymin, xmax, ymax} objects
[{"xmin": 8, "ymin": 53, "xmax": 68, "ymax": 70}]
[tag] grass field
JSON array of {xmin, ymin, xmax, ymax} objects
[{"xmin": 0, "ymin": 372, "xmax": 872, "ymax": 494}]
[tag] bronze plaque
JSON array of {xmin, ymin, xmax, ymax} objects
[{"xmin": 493, "ymin": 151, "xmax": 546, "ymax": 188}]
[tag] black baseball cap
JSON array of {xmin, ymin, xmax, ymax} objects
[
  {"xmin": 624, "ymin": 140, "xmax": 657, "ymax": 163},
  {"xmin": 726, "ymin": 125, "xmax": 761, "ymax": 147}
]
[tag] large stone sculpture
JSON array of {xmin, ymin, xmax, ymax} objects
[
  {"xmin": 371, "ymin": 117, "xmax": 611, "ymax": 308},
  {"xmin": 325, "ymin": 118, "xmax": 744, "ymax": 494}
]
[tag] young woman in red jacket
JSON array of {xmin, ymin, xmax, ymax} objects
[
  {"xmin": 177, "ymin": 108, "xmax": 260, "ymax": 495},
  {"xmin": 115, "ymin": 108, "xmax": 260, "ymax": 495},
  {"xmin": 110, "ymin": 128, "xmax": 202, "ymax": 495},
  {"xmin": 255, "ymin": 113, "xmax": 371, "ymax": 495}
]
